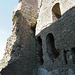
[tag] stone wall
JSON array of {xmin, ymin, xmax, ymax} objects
[
  {"xmin": 0, "ymin": 0, "xmax": 75, "ymax": 75},
  {"xmin": 36, "ymin": 0, "xmax": 75, "ymax": 35},
  {"xmin": 0, "ymin": 0, "xmax": 38, "ymax": 75},
  {"xmin": 36, "ymin": 5, "xmax": 75, "ymax": 75}
]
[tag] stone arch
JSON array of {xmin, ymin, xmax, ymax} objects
[
  {"xmin": 46, "ymin": 33, "xmax": 59, "ymax": 61},
  {"xmin": 52, "ymin": 3, "xmax": 61, "ymax": 22},
  {"xmin": 36, "ymin": 36, "xmax": 44, "ymax": 65}
]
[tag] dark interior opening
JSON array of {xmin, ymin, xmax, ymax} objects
[
  {"xmin": 52, "ymin": 3, "xmax": 61, "ymax": 22},
  {"xmin": 46, "ymin": 33, "xmax": 59, "ymax": 62},
  {"xmin": 71, "ymin": 47, "xmax": 75, "ymax": 53},
  {"xmin": 63, "ymin": 50, "xmax": 68, "ymax": 64},
  {"xmin": 71, "ymin": 47, "xmax": 75, "ymax": 64},
  {"xmin": 31, "ymin": 25, "xmax": 36, "ymax": 36},
  {"xmin": 36, "ymin": 36, "xmax": 44, "ymax": 65}
]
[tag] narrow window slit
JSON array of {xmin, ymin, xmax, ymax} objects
[
  {"xmin": 31, "ymin": 25, "xmax": 36, "ymax": 35},
  {"xmin": 36, "ymin": 36, "xmax": 44, "ymax": 65},
  {"xmin": 71, "ymin": 47, "xmax": 75, "ymax": 64},
  {"xmin": 63, "ymin": 50, "xmax": 68, "ymax": 64}
]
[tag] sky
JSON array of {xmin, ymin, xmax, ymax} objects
[{"xmin": 0, "ymin": 0, "xmax": 18, "ymax": 60}]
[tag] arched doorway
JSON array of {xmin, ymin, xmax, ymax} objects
[{"xmin": 46, "ymin": 33, "xmax": 59, "ymax": 61}]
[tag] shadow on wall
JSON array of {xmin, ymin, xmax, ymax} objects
[
  {"xmin": 0, "ymin": 7, "xmax": 75, "ymax": 75},
  {"xmin": 1, "ymin": 11, "xmax": 36, "ymax": 75},
  {"xmin": 36, "ymin": 36, "xmax": 44, "ymax": 65},
  {"xmin": 36, "ymin": 6, "xmax": 75, "ymax": 65}
]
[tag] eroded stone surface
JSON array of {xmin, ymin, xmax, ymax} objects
[{"xmin": 0, "ymin": 0, "xmax": 75, "ymax": 75}]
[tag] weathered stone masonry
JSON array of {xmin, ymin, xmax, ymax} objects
[{"xmin": 0, "ymin": 0, "xmax": 75, "ymax": 75}]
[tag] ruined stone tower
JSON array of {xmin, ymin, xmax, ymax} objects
[{"xmin": 0, "ymin": 0, "xmax": 75, "ymax": 75}]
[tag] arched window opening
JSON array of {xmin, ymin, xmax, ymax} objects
[
  {"xmin": 52, "ymin": 3, "xmax": 61, "ymax": 22},
  {"xmin": 36, "ymin": 36, "xmax": 44, "ymax": 65},
  {"xmin": 46, "ymin": 33, "xmax": 59, "ymax": 62}
]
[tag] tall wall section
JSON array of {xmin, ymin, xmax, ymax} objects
[
  {"xmin": 36, "ymin": 0, "xmax": 75, "ymax": 34},
  {"xmin": 0, "ymin": 0, "xmax": 75, "ymax": 75},
  {"xmin": 36, "ymin": 0, "xmax": 75, "ymax": 75},
  {"xmin": 0, "ymin": 0, "xmax": 38, "ymax": 75}
]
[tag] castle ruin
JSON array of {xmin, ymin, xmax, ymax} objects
[{"xmin": 0, "ymin": 0, "xmax": 75, "ymax": 75}]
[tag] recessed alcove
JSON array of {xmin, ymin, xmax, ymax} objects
[
  {"xmin": 36, "ymin": 36, "xmax": 44, "ymax": 65},
  {"xmin": 52, "ymin": 3, "xmax": 61, "ymax": 22},
  {"xmin": 46, "ymin": 33, "xmax": 59, "ymax": 61},
  {"xmin": 71, "ymin": 47, "xmax": 75, "ymax": 63}
]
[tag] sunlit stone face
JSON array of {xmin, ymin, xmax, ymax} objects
[{"xmin": 0, "ymin": 49, "xmax": 5, "ymax": 60}]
